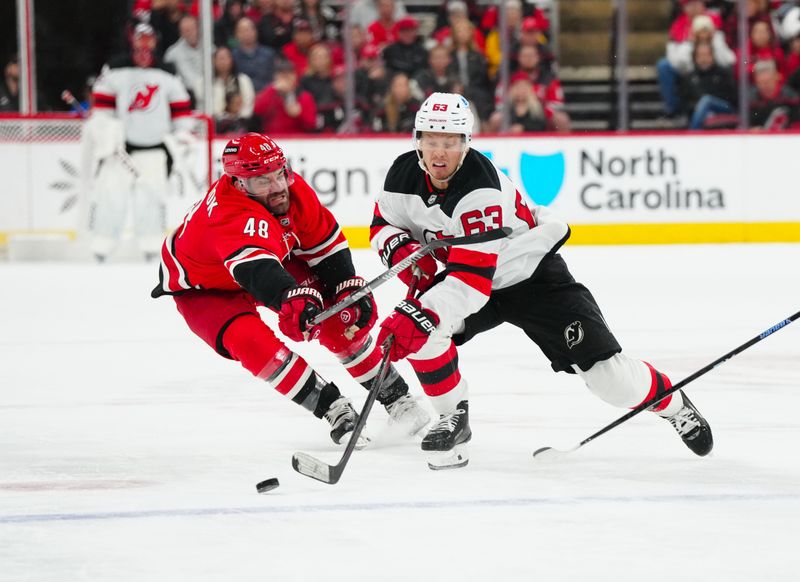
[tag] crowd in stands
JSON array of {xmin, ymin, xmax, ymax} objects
[
  {"xmin": 659, "ymin": 0, "xmax": 800, "ymax": 129},
  {"xmin": 116, "ymin": 0, "xmax": 570, "ymax": 136}
]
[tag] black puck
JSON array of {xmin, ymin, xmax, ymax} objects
[{"xmin": 256, "ymin": 477, "xmax": 280, "ymax": 493}]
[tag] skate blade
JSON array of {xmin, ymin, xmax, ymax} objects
[
  {"xmin": 338, "ymin": 431, "xmax": 371, "ymax": 450},
  {"xmin": 427, "ymin": 444, "xmax": 469, "ymax": 470}
]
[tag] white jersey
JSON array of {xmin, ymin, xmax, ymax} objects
[
  {"xmin": 92, "ymin": 60, "xmax": 191, "ymax": 147},
  {"xmin": 371, "ymin": 149, "xmax": 570, "ymax": 334}
]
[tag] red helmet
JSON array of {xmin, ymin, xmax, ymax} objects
[{"xmin": 221, "ymin": 133, "xmax": 294, "ymax": 183}]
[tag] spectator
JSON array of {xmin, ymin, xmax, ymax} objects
[
  {"xmin": 433, "ymin": 0, "xmax": 487, "ymax": 53},
  {"xmin": 150, "ymin": 0, "xmax": 184, "ymax": 55},
  {"xmin": 738, "ymin": 20, "xmax": 786, "ymax": 79},
  {"xmin": 299, "ymin": 0, "xmax": 340, "ymax": 42},
  {"xmin": 519, "ymin": 15, "xmax": 550, "ymax": 49},
  {"xmin": 300, "ymin": 44, "xmax": 335, "ymax": 107},
  {"xmin": 373, "ymin": 72, "xmax": 421, "ymax": 133},
  {"xmin": 367, "ymin": 0, "xmax": 400, "ymax": 49},
  {"xmin": 413, "ymin": 44, "xmax": 461, "ymax": 98},
  {"xmin": 282, "ymin": 19, "xmax": 317, "ymax": 76},
  {"xmin": 232, "ymin": 17, "xmax": 276, "ymax": 92},
  {"xmin": 316, "ymin": 64, "xmax": 371, "ymax": 133},
  {"xmin": 485, "ymin": 0, "xmax": 524, "ymax": 80},
  {"xmin": 348, "ymin": 25, "xmax": 370, "ymax": 63},
  {"xmin": 164, "ymin": 14, "xmax": 204, "ymax": 105},
  {"xmin": 488, "ymin": 71, "xmax": 547, "ymax": 133},
  {"xmin": 352, "ymin": 0, "xmax": 406, "ymax": 34},
  {"xmin": 356, "ymin": 44, "xmax": 389, "ymax": 115},
  {"xmin": 258, "ymin": 0, "xmax": 297, "ymax": 50},
  {"xmin": 245, "ymin": 0, "xmax": 274, "ymax": 24},
  {"xmin": 658, "ymin": 13, "xmax": 734, "ymax": 115},
  {"xmin": 253, "ymin": 59, "xmax": 318, "ymax": 133},
  {"xmin": 383, "ymin": 17, "xmax": 429, "ymax": 77},
  {"xmin": 0, "ymin": 55, "xmax": 20, "ymax": 112},
  {"xmin": 511, "ymin": 43, "xmax": 569, "ymax": 131},
  {"xmin": 206, "ymin": 46, "xmax": 255, "ymax": 120},
  {"xmin": 450, "ymin": 19, "xmax": 493, "ymax": 120},
  {"xmin": 215, "ymin": 90, "xmax": 257, "ymax": 135},
  {"xmin": 481, "ymin": 2, "xmax": 550, "ymax": 42},
  {"xmin": 214, "ymin": 0, "xmax": 245, "ymax": 48},
  {"xmin": 722, "ymin": 0, "xmax": 772, "ymax": 49},
  {"xmin": 670, "ymin": 0, "xmax": 722, "ymax": 43},
  {"xmin": 433, "ymin": 0, "xmax": 483, "ymax": 31},
  {"xmin": 749, "ymin": 59, "xmax": 800, "ymax": 129},
  {"xmin": 669, "ymin": 15, "xmax": 736, "ymax": 73},
  {"xmin": 679, "ymin": 41, "xmax": 737, "ymax": 129}
]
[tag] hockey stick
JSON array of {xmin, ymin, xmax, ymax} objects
[
  {"xmin": 308, "ymin": 226, "xmax": 511, "ymax": 327},
  {"xmin": 292, "ymin": 276, "xmax": 422, "ymax": 484},
  {"xmin": 533, "ymin": 309, "xmax": 800, "ymax": 460}
]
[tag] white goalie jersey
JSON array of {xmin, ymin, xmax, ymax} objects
[
  {"xmin": 371, "ymin": 149, "xmax": 571, "ymax": 334},
  {"xmin": 92, "ymin": 60, "xmax": 192, "ymax": 147}
]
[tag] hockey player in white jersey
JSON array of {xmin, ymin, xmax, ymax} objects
[
  {"xmin": 371, "ymin": 92, "xmax": 713, "ymax": 469},
  {"xmin": 87, "ymin": 23, "xmax": 194, "ymax": 261}
]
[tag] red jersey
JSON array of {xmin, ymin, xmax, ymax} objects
[{"xmin": 154, "ymin": 173, "xmax": 348, "ymax": 299}]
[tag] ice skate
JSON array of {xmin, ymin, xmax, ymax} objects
[
  {"xmin": 665, "ymin": 391, "xmax": 713, "ymax": 456},
  {"xmin": 421, "ymin": 400, "xmax": 471, "ymax": 470},
  {"xmin": 385, "ymin": 393, "xmax": 430, "ymax": 436},
  {"xmin": 324, "ymin": 396, "xmax": 369, "ymax": 449}
]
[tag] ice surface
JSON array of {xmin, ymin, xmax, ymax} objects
[{"xmin": 1, "ymin": 243, "xmax": 799, "ymax": 581}]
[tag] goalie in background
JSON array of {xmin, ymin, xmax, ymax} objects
[{"xmin": 85, "ymin": 23, "xmax": 194, "ymax": 262}]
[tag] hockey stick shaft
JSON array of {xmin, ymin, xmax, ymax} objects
[
  {"xmin": 308, "ymin": 226, "xmax": 511, "ymax": 326},
  {"xmin": 538, "ymin": 309, "xmax": 800, "ymax": 457},
  {"xmin": 292, "ymin": 277, "xmax": 421, "ymax": 484}
]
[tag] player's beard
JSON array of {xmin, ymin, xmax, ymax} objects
[{"xmin": 264, "ymin": 188, "xmax": 290, "ymax": 215}]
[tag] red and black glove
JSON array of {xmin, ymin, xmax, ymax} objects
[
  {"xmin": 278, "ymin": 286, "xmax": 323, "ymax": 342},
  {"xmin": 377, "ymin": 298, "xmax": 439, "ymax": 361},
  {"xmin": 381, "ymin": 232, "xmax": 437, "ymax": 294},
  {"xmin": 333, "ymin": 276, "xmax": 377, "ymax": 337}
]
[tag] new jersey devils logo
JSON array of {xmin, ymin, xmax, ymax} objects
[
  {"xmin": 564, "ymin": 321, "xmax": 584, "ymax": 349},
  {"xmin": 128, "ymin": 84, "xmax": 160, "ymax": 112}
]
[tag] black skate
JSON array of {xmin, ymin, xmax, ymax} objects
[
  {"xmin": 421, "ymin": 400, "xmax": 471, "ymax": 470},
  {"xmin": 324, "ymin": 397, "xmax": 369, "ymax": 449},
  {"xmin": 665, "ymin": 391, "xmax": 713, "ymax": 456}
]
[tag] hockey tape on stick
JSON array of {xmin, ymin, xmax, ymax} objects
[
  {"xmin": 533, "ymin": 308, "xmax": 800, "ymax": 460},
  {"xmin": 309, "ymin": 226, "xmax": 511, "ymax": 327}
]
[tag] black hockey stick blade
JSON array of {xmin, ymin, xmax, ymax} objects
[
  {"xmin": 292, "ymin": 337, "xmax": 397, "ymax": 485},
  {"xmin": 533, "ymin": 308, "xmax": 800, "ymax": 461},
  {"xmin": 309, "ymin": 226, "xmax": 511, "ymax": 326}
]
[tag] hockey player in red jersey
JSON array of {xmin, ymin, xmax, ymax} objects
[
  {"xmin": 371, "ymin": 92, "xmax": 713, "ymax": 469},
  {"xmin": 152, "ymin": 133, "xmax": 428, "ymax": 446}
]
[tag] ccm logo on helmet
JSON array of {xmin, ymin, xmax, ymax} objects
[
  {"xmin": 432, "ymin": 104, "xmax": 448, "ymax": 111},
  {"xmin": 223, "ymin": 146, "xmax": 239, "ymax": 154}
]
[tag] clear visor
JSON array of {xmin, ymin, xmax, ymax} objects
[
  {"xmin": 244, "ymin": 169, "xmax": 288, "ymax": 194},
  {"xmin": 416, "ymin": 133, "xmax": 467, "ymax": 153}
]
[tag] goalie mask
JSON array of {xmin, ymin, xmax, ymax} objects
[{"xmin": 413, "ymin": 92, "xmax": 474, "ymax": 184}]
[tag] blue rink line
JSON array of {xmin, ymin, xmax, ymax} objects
[{"xmin": 2, "ymin": 493, "xmax": 799, "ymax": 524}]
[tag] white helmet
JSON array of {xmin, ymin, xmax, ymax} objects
[
  {"xmin": 414, "ymin": 92, "xmax": 474, "ymax": 142},
  {"xmin": 413, "ymin": 92, "xmax": 474, "ymax": 183}
]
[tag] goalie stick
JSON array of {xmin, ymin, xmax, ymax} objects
[
  {"xmin": 308, "ymin": 226, "xmax": 512, "ymax": 327},
  {"xmin": 533, "ymin": 308, "xmax": 800, "ymax": 460},
  {"xmin": 292, "ymin": 274, "xmax": 423, "ymax": 485}
]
